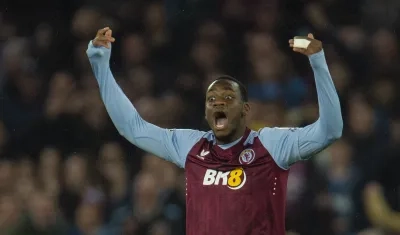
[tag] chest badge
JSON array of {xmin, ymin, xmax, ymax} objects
[{"xmin": 239, "ymin": 149, "xmax": 255, "ymax": 165}]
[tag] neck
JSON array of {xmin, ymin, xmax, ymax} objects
[{"xmin": 216, "ymin": 125, "xmax": 247, "ymax": 145}]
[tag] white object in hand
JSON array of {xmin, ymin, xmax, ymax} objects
[{"xmin": 293, "ymin": 38, "xmax": 311, "ymax": 49}]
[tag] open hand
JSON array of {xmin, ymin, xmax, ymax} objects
[
  {"xmin": 93, "ymin": 27, "xmax": 115, "ymax": 49},
  {"xmin": 289, "ymin": 33, "xmax": 322, "ymax": 56}
]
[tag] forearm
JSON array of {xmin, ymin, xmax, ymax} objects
[
  {"xmin": 309, "ymin": 50, "xmax": 343, "ymax": 141},
  {"xmin": 292, "ymin": 51, "xmax": 343, "ymax": 160},
  {"xmin": 86, "ymin": 42, "xmax": 169, "ymax": 155},
  {"xmin": 88, "ymin": 57, "xmax": 141, "ymax": 138},
  {"xmin": 267, "ymin": 37, "xmax": 344, "ymax": 167}
]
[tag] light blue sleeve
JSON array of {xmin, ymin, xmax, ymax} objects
[
  {"xmin": 86, "ymin": 41, "xmax": 205, "ymax": 168},
  {"xmin": 259, "ymin": 50, "xmax": 343, "ymax": 170}
]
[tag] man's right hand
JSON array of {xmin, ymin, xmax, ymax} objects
[{"xmin": 92, "ymin": 27, "xmax": 115, "ymax": 49}]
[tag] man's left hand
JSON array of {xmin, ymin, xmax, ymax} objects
[{"xmin": 289, "ymin": 33, "xmax": 322, "ymax": 56}]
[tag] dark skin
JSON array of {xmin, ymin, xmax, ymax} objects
[{"xmin": 205, "ymin": 79, "xmax": 250, "ymax": 145}]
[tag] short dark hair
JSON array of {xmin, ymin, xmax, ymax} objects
[{"xmin": 214, "ymin": 75, "xmax": 248, "ymax": 102}]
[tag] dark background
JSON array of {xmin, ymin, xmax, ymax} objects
[{"xmin": 1, "ymin": 0, "xmax": 400, "ymax": 234}]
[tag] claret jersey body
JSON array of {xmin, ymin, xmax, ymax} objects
[{"xmin": 185, "ymin": 128, "xmax": 288, "ymax": 234}]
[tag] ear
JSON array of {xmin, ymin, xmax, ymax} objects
[{"xmin": 242, "ymin": 102, "xmax": 251, "ymax": 117}]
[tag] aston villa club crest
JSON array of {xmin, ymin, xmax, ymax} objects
[{"xmin": 239, "ymin": 149, "xmax": 255, "ymax": 164}]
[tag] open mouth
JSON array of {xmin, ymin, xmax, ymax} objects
[{"xmin": 214, "ymin": 111, "xmax": 228, "ymax": 130}]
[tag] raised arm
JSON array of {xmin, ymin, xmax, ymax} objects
[
  {"xmin": 259, "ymin": 34, "xmax": 343, "ymax": 169},
  {"xmin": 86, "ymin": 28, "xmax": 205, "ymax": 168}
]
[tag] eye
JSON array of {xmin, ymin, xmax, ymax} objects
[
  {"xmin": 208, "ymin": 97, "xmax": 216, "ymax": 102},
  {"xmin": 225, "ymin": 95, "xmax": 233, "ymax": 100}
]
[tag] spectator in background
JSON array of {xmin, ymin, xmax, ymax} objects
[
  {"xmin": 0, "ymin": 193, "xmax": 21, "ymax": 234},
  {"xmin": 326, "ymin": 139, "xmax": 358, "ymax": 235},
  {"xmin": 363, "ymin": 119, "xmax": 400, "ymax": 233},
  {"xmin": 71, "ymin": 203, "xmax": 103, "ymax": 235},
  {"xmin": 8, "ymin": 190, "xmax": 68, "ymax": 235},
  {"xmin": 59, "ymin": 153, "xmax": 104, "ymax": 225}
]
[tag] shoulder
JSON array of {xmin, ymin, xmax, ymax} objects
[
  {"xmin": 167, "ymin": 129, "xmax": 209, "ymax": 139},
  {"xmin": 258, "ymin": 127, "xmax": 300, "ymax": 140},
  {"xmin": 175, "ymin": 129, "xmax": 214, "ymax": 142},
  {"xmin": 165, "ymin": 129, "xmax": 210, "ymax": 150}
]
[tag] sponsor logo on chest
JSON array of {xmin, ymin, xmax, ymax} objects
[
  {"xmin": 197, "ymin": 148, "xmax": 258, "ymax": 190},
  {"xmin": 202, "ymin": 168, "xmax": 246, "ymax": 190}
]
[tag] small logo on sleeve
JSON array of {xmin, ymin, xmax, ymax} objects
[
  {"xmin": 196, "ymin": 149, "xmax": 210, "ymax": 160},
  {"xmin": 200, "ymin": 150, "xmax": 209, "ymax": 156}
]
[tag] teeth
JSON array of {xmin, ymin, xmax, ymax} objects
[{"xmin": 215, "ymin": 117, "xmax": 228, "ymax": 129}]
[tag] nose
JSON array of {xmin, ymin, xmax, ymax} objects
[{"xmin": 213, "ymin": 100, "xmax": 226, "ymax": 107}]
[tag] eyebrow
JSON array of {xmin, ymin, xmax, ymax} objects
[{"xmin": 207, "ymin": 86, "xmax": 235, "ymax": 93}]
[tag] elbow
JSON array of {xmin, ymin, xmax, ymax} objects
[
  {"xmin": 329, "ymin": 132, "xmax": 342, "ymax": 143},
  {"xmin": 325, "ymin": 118, "xmax": 343, "ymax": 142},
  {"xmin": 115, "ymin": 114, "xmax": 145, "ymax": 141},
  {"xmin": 116, "ymin": 125, "xmax": 138, "ymax": 145},
  {"xmin": 335, "ymin": 117, "xmax": 344, "ymax": 138},
  {"xmin": 113, "ymin": 120, "xmax": 134, "ymax": 139},
  {"xmin": 331, "ymin": 122, "xmax": 343, "ymax": 140},
  {"xmin": 116, "ymin": 126, "xmax": 129, "ymax": 139},
  {"xmin": 329, "ymin": 128, "xmax": 342, "ymax": 142},
  {"xmin": 117, "ymin": 129, "xmax": 127, "ymax": 138}
]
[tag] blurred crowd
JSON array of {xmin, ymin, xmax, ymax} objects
[{"xmin": 1, "ymin": 0, "xmax": 400, "ymax": 234}]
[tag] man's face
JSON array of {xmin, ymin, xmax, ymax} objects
[{"xmin": 205, "ymin": 79, "xmax": 249, "ymax": 141}]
